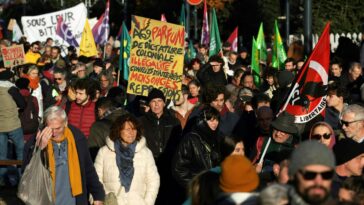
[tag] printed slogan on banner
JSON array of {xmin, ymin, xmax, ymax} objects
[
  {"xmin": 126, "ymin": 15, "xmax": 185, "ymax": 100},
  {"xmin": 1, "ymin": 45, "xmax": 25, "ymax": 68}
]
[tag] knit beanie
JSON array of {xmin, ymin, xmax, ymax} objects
[
  {"xmin": 147, "ymin": 88, "xmax": 165, "ymax": 103},
  {"xmin": 289, "ymin": 141, "xmax": 335, "ymax": 178},
  {"xmin": 220, "ymin": 155, "xmax": 259, "ymax": 193},
  {"xmin": 333, "ymin": 138, "xmax": 364, "ymax": 166}
]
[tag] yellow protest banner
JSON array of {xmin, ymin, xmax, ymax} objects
[
  {"xmin": 126, "ymin": 15, "xmax": 185, "ymax": 101},
  {"xmin": 1, "ymin": 45, "xmax": 25, "ymax": 68},
  {"xmin": 79, "ymin": 19, "xmax": 98, "ymax": 57}
]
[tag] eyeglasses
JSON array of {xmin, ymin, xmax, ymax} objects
[
  {"xmin": 299, "ymin": 170, "xmax": 334, "ymax": 180},
  {"xmin": 54, "ymin": 78, "xmax": 63, "ymax": 81},
  {"xmin": 33, "ymin": 47, "xmax": 39, "ymax": 50},
  {"xmin": 340, "ymin": 119, "xmax": 363, "ymax": 127},
  {"xmin": 311, "ymin": 133, "xmax": 331, "ymax": 140}
]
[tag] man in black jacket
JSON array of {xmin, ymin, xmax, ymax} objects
[{"xmin": 139, "ymin": 88, "xmax": 183, "ymax": 205}]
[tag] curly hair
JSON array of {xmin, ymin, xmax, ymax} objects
[
  {"xmin": 109, "ymin": 114, "xmax": 142, "ymax": 142},
  {"xmin": 202, "ymin": 84, "xmax": 227, "ymax": 104}
]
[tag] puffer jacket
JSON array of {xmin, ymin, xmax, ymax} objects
[
  {"xmin": 67, "ymin": 100, "xmax": 96, "ymax": 138},
  {"xmin": 94, "ymin": 137, "xmax": 160, "ymax": 205},
  {"xmin": 172, "ymin": 121, "xmax": 221, "ymax": 188}
]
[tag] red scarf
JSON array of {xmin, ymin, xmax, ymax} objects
[{"xmin": 24, "ymin": 74, "xmax": 40, "ymax": 90}]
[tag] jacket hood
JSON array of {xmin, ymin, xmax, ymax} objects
[{"xmin": 105, "ymin": 136, "xmax": 147, "ymax": 153}]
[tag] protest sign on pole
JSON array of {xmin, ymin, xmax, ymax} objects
[
  {"xmin": 1, "ymin": 45, "xmax": 25, "ymax": 68},
  {"xmin": 126, "ymin": 15, "xmax": 185, "ymax": 101},
  {"xmin": 21, "ymin": 3, "xmax": 87, "ymax": 46}
]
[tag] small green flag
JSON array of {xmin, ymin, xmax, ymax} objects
[
  {"xmin": 251, "ymin": 37, "xmax": 261, "ymax": 87},
  {"xmin": 272, "ymin": 20, "xmax": 287, "ymax": 70},
  {"xmin": 119, "ymin": 21, "xmax": 131, "ymax": 81},
  {"xmin": 209, "ymin": 8, "xmax": 222, "ymax": 57},
  {"xmin": 185, "ymin": 40, "xmax": 196, "ymax": 62},
  {"xmin": 256, "ymin": 22, "xmax": 267, "ymax": 63}
]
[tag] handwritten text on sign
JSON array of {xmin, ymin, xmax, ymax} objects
[
  {"xmin": 127, "ymin": 16, "xmax": 185, "ymax": 100},
  {"xmin": 1, "ymin": 45, "xmax": 25, "ymax": 68}
]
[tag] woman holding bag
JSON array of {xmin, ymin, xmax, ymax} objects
[{"xmin": 94, "ymin": 113, "xmax": 160, "ymax": 205}]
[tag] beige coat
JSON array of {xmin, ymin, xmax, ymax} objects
[{"xmin": 94, "ymin": 137, "xmax": 160, "ymax": 205}]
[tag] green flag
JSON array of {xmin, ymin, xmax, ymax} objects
[
  {"xmin": 256, "ymin": 22, "xmax": 267, "ymax": 63},
  {"xmin": 251, "ymin": 37, "xmax": 261, "ymax": 87},
  {"xmin": 180, "ymin": 4, "xmax": 185, "ymax": 26},
  {"xmin": 209, "ymin": 8, "xmax": 222, "ymax": 57},
  {"xmin": 185, "ymin": 40, "xmax": 197, "ymax": 62},
  {"xmin": 119, "ymin": 21, "xmax": 131, "ymax": 81},
  {"xmin": 179, "ymin": 3, "xmax": 188, "ymax": 38},
  {"xmin": 272, "ymin": 20, "xmax": 287, "ymax": 69}
]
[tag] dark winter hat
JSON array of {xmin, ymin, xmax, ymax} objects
[
  {"xmin": 147, "ymin": 88, "xmax": 165, "ymax": 103},
  {"xmin": 93, "ymin": 58, "xmax": 104, "ymax": 68},
  {"xmin": 271, "ymin": 111, "xmax": 298, "ymax": 134},
  {"xmin": 289, "ymin": 140, "xmax": 336, "ymax": 178},
  {"xmin": 277, "ymin": 70, "xmax": 294, "ymax": 88},
  {"xmin": 0, "ymin": 69, "xmax": 14, "ymax": 80},
  {"xmin": 15, "ymin": 78, "xmax": 30, "ymax": 90},
  {"xmin": 333, "ymin": 138, "xmax": 364, "ymax": 166}
]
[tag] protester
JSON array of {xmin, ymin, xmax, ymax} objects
[
  {"xmin": 172, "ymin": 105, "xmax": 221, "ymax": 188},
  {"xmin": 88, "ymin": 97, "xmax": 128, "ymax": 161},
  {"xmin": 98, "ymin": 69, "xmax": 114, "ymax": 97},
  {"xmin": 138, "ymin": 88, "xmax": 183, "ymax": 204},
  {"xmin": 332, "ymin": 138, "xmax": 364, "ymax": 198},
  {"xmin": 338, "ymin": 176, "xmax": 364, "ymax": 204},
  {"xmin": 24, "ymin": 65, "xmax": 44, "ymax": 118},
  {"xmin": 170, "ymin": 85, "xmax": 196, "ymax": 129},
  {"xmin": 24, "ymin": 41, "xmax": 41, "ymax": 64},
  {"xmin": 22, "ymin": 106, "xmax": 105, "ymax": 204},
  {"xmin": 67, "ymin": 78, "xmax": 97, "ymax": 138},
  {"xmin": 309, "ymin": 121, "xmax": 336, "ymax": 148},
  {"xmin": 187, "ymin": 79, "xmax": 201, "ymax": 105},
  {"xmin": 286, "ymin": 141, "xmax": 336, "ymax": 205},
  {"xmin": 259, "ymin": 184, "xmax": 289, "ymax": 205},
  {"xmin": 217, "ymin": 155, "xmax": 259, "ymax": 204},
  {"xmin": 325, "ymin": 83, "xmax": 347, "ymax": 133},
  {"xmin": 94, "ymin": 114, "xmax": 160, "ymax": 205},
  {"xmin": 197, "ymin": 55, "xmax": 227, "ymax": 86},
  {"xmin": 346, "ymin": 62, "xmax": 364, "ymax": 103},
  {"xmin": 340, "ymin": 104, "xmax": 364, "ymax": 142},
  {"xmin": 253, "ymin": 111, "xmax": 298, "ymax": 174},
  {"xmin": 0, "ymin": 69, "xmax": 25, "ymax": 187}
]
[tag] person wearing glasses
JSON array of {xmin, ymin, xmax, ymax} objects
[
  {"xmin": 25, "ymin": 41, "xmax": 41, "ymax": 64},
  {"xmin": 287, "ymin": 140, "xmax": 336, "ymax": 205},
  {"xmin": 309, "ymin": 122, "xmax": 336, "ymax": 148},
  {"xmin": 332, "ymin": 138, "xmax": 364, "ymax": 198},
  {"xmin": 340, "ymin": 104, "xmax": 364, "ymax": 143}
]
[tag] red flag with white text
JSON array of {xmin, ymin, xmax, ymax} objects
[
  {"xmin": 279, "ymin": 23, "xmax": 330, "ymax": 123},
  {"xmin": 227, "ymin": 27, "xmax": 238, "ymax": 52}
]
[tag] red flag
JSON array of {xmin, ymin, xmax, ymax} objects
[
  {"xmin": 227, "ymin": 27, "xmax": 238, "ymax": 52},
  {"xmin": 279, "ymin": 23, "xmax": 330, "ymax": 123},
  {"xmin": 161, "ymin": 14, "xmax": 167, "ymax": 22}
]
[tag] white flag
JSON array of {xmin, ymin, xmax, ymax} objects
[{"xmin": 12, "ymin": 20, "xmax": 23, "ymax": 42}]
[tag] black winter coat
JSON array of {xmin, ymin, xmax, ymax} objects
[
  {"xmin": 172, "ymin": 121, "xmax": 221, "ymax": 188},
  {"xmin": 196, "ymin": 64, "xmax": 227, "ymax": 86}
]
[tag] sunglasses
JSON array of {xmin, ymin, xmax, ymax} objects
[
  {"xmin": 311, "ymin": 133, "xmax": 331, "ymax": 140},
  {"xmin": 299, "ymin": 170, "xmax": 334, "ymax": 180},
  {"xmin": 340, "ymin": 119, "xmax": 362, "ymax": 127},
  {"xmin": 54, "ymin": 78, "xmax": 63, "ymax": 81}
]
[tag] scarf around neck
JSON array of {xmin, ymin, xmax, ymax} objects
[
  {"xmin": 47, "ymin": 126, "xmax": 82, "ymax": 199},
  {"xmin": 114, "ymin": 139, "xmax": 137, "ymax": 192}
]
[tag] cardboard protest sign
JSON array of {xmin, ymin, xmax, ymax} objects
[
  {"xmin": 127, "ymin": 15, "xmax": 185, "ymax": 101},
  {"xmin": 1, "ymin": 45, "xmax": 25, "ymax": 68},
  {"xmin": 21, "ymin": 3, "xmax": 87, "ymax": 46}
]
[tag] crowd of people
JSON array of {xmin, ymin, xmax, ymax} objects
[{"xmin": 1, "ymin": 33, "xmax": 364, "ymax": 205}]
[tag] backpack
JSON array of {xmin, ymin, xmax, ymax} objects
[{"xmin": 20, "ymin": 96, "xmax": 39, "ymax": 134}]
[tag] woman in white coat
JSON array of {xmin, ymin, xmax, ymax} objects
[{"xmin": 94, "ymin": 114, "xmax": 160, "ymax": 205}]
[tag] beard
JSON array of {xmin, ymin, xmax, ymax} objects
[{"xmin": 301, "ymin": 185, "xmax": 330, "ymax": 205}]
